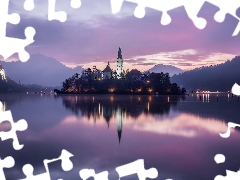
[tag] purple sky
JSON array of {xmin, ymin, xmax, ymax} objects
[{"xmin": 4, "ymin": 0, "xmax": 240, "ymax": 71}]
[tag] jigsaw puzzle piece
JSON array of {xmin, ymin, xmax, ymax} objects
[
  {"xmin": 71, "ymin": 0, "xmax": 81, "ymax": 9},
  {"xmin": 110, "ymin": 0, "xmax": 124, "ymax": 14},
  {"xmin": 232, "ymin": 83, "xmax": 240, "ymax": 96},
  {"xmin": 206, "ymin": 0, "xmax": 240, "ymax": 36},
  {"xmin": 215, "ymin": 170, "xmax": 240, "ymax": 180},
  {"xmin": 24, "ymin": 0, "xmax": 35, "ymax": 11},
  {"xmin": 44, "ymin": 149, "xmax": 74, "ymax": 172},
  {"xmin": 0, "ymin": 27, "xmax": 36, "ymax": 62},
  {"xmin": 0, "ymin": 104, "xmax": 28, "ymax": 150},
  {"xmin": 206, "ymin": 0, "xmax": 240, "ymax": 22},
  {"xmin": 214, "ymin": 154, "xmax": 226, "ymax": 164},
  {"xmin": 181, "ymin": 0, "xmax": 207, "ymax": 29},
  {"xmin": 79, "ymin": 169, "xmax": 109, "ymax": 180},
  {"xmin": 20, "ymin": 149, "xmax": 74, "ymax": 180},
  {"xmin": 131, "ymin": 0, "xmax": 185, "ymax": 25},
  {"xmin": 0, "ymin": 0, "xmax": 35, "ymax": 62},
  {"xmin": 0, "ymin": 156, "xmax": 15, "ymax": 180},
  {"xmin": 116, "ymin": 159, "xmax": 158, "ymax": 180},
  {"xmin": 219, "ymin": 122, "xmax": 240, "ymax": 138},
  {"xmin": 110, "ymin": 0, "xmax": 206, "ymax": 27},
  {"xmin": 48, "ymin": 0, "xmax": 67, "ymax": 22},
  {"xmin": 48, "ymin": 0, "xmax": 82, "ymax": 22},
  {"xmin": 0, "ymin": 0, "xmax": 20, "ymax": 38},
  {"xmin": 21, "ymin": 164, "xmax": 50, "ymax": 180}
]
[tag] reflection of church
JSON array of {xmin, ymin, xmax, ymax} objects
[
  {"xmin": 60, "ymin": 95, "xmax": 178, "ymax": 144},
  {"xmin": 101, "ymin": 103, "xmax": 123, "ymax": 143},
  {"xmin": 116, "ymin": 107, "xmax": 123, "ymax": 143},
  {"xmin": 102, "ymin": 107, "xmax": 123, "ymax": 143}
]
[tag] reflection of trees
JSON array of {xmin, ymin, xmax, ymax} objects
[{"xmin": 60, "ymin": 95, "xmax": 182, "ymax": 125}]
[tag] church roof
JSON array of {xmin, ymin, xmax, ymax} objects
[{"xmin": 103, "ymin": 65, "xmax": 112, "ymax": 72}]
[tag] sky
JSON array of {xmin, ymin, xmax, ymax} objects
[{"xmin": 4, "ymin": 0, "xmax": 240, "ymax": 71}]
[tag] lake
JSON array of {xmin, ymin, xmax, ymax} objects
[{"xmin": 0, "ymin": 93, "xmax": 240, "ymax": 180}]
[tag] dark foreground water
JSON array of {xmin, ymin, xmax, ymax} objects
[{"xmin": 0, "ymin": 93, "xmax": 240, "ymax": 180}]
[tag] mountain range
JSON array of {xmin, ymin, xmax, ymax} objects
[
  {"xmin": 148, "ymin": 64, "xmax": 183, "ymax": 77},
  {"xmin": 171, "ymin": 56, "xmax": 240, "ymax": 91},
  {"xmin": 1, "ymin": 54, "xmax": 184, "ymax": 87},
  {"xmin": 0, "ymin": 54, "xmax": 84, "ymax": 87}
]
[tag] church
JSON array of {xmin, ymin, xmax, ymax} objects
[
  {"xmin": 102, "ymin": 47, "xmax": 124, "ymax": 79},
  {"xmin": 86, "ymin": 47, "xmax": 125, "ymax": 80}
]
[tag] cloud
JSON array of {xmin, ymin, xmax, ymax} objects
[
  {"xmin": 5, "ymin": 0, "xmax": 240, "ymax": 71},
  {"xmin": 135, "ymin": 62, "xmax": 156, "ymax": 66}
]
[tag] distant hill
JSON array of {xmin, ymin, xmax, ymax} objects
[
  {"xmin": 148, "ymin": 64, "xmax": 183, "ymax": 77},
  {"xmin": 171, "ymin": 56, "xmax": 240, "ymax": 91},
  {"xmin": 0, "ymin": 76, "xmax": 51, "ymax": 93},
  {"xmin": 0, "ymin": 54, "xmax": 84, "ymax": 86}
]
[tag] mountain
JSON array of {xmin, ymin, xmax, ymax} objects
[
  {"xmin": 0, "ymin": 54, "xmax": 84, "ymax": 86},
  {"xmin": 148, "ymin": 64, "xmax": 183, "ymax": 77},
  {"xmin": 170, "ymin": 56, "xmax": 240, "ymax": 91}
]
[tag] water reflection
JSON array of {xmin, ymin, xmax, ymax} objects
[
  {"xmin": 58, "ymin": 94, "xmax": 240, "ymax": 142},
  {"xmin": 60, "ymin": 95, "xmax": 181, "ymax": 121},
  {"xmin": 0, "ymin": 94, "xmax": 240, "ymax": 180},
  {"xmin": 60, "ymin": 95, "xmax": 183, "ymax": 143}
]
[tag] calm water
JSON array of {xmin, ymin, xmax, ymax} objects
[{"xmin": 0, "ymin": 94, "xmax": 240, "ymax": 180}]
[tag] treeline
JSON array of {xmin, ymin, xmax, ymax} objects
[
  {"xmin": 58, "ymin": 72, "xmax": 186, "ymax": 95},
  {"xmin": 0, "ymin": 78, "xmax": 25, "ymax": 93},
  {"xmin": 171, "ymin": 56, "xmax": 240, "ymax": 91},
  {"xmin": 0, "ymin": 77, "xmax": 55, "ymax": 93}
]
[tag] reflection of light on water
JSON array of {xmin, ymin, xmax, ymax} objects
[
  {"xmin": 147, "ymin": 102, "xmax": 150, "ymax": 112},
  {"xmin": 127, "ymin": 113, "xmax": 229, "ymax": 138},
  {"xmin": 116, "ymin": 107, "xmax": 123, "ymax": 142},
  {"xmin": 93, "ymin": 96, "xmax": 94, "ymax": 102},
  {"xmin": 62, "ymin": 112, "xmax": 230, "ymax": 139},
  {"xmin": 228, "ymin": 94, "xmax": 229, "ymax": 102},
  {"xmin": 110, "ymin": 96, "xmax": 114, "ymax": 102},
  {"xmin": 116, "ymin": 108, "xmax": 123, "ymax": 131},
  {"xmin": 98, "ymin": 103, "xmax": 101, "ymax": 115},
  {"xmin": 138, "ymin": 96, "xmax": 141, "ymax": 102},
  {"xmin": 149, "ymin": 96, "xmax": 152, "ymax": 102},
  {"xmin": 168, "ymin": 96, "xmax": 170, "ymax": 102}
]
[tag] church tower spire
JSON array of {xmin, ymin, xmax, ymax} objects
[{"xmin": 116, "ymin": 47, "xmax": 123, "ymax": 79}]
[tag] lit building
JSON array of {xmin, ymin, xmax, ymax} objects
[
  {"xmin": 0, "ymin": 64, "xmax": 7, "ymax": 81},
  {"xmin": 102, "ymin": 61, "xmax": 112, "ymax": 79},
  {"xmin": 116, "ymin": 47, "xmax": 123, "ymax": 78}
]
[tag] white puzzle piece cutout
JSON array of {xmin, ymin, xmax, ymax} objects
[
  {"xmin": 0, "ymin": 102, "xmax": 28, "ymax": 150},
  {"xmin": 116, "ymin": 159, "xmax": 158, "ymax": 180},
  {"xmin": 79, "ymin": 169, "xmax": 109, "ymax": 180},
  {"xmin": 110, "ymin": 0, "xmax": 240, "ymax": 36},
  {"xmin": 0, "ymin": 156, "xmax": 15, "ymax": 180},
  {"xmin": 231, "ymin": 83, "xmax": 240, "ymax": 96},
  {"xmin": 0, "ymin": 0, "xmax": 35, "ymax": 62},
  {"xmin": 20, "ymin": 149, "xmax": 74, "ymax": 180}
]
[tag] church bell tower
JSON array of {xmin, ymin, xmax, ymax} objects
[{"xmin": 116, "ymin": 47, "xmax": 123, "ymax": 78}]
